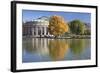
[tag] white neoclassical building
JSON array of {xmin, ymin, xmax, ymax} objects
[{"xmin": 23, "ymin": 16, "xmax": 53, "ymax": 37}]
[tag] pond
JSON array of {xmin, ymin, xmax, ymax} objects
[{"xmin": 22, "ymin": 38, "xmax": 91, "ymax": 63}]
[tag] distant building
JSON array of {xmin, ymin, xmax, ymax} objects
[{"xmin": 23, "ymin": 16, "xmax": 53, "ymax": 37}]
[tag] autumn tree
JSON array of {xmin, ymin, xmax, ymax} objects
[
  {"xmin": 69, "ymin": 20, "xmax": 85, "ymax": 35},
  {"xmin": 48, "ymin": 15, "xmax": 69, "ymax": 37}
]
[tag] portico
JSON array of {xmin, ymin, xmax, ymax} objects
[
  {"xmin": 23, "ymin": 16, "xmax": 53, "ymax": 37},
  {"xmin": 32, "ymin": 25, "xmax": 50, "ymax": 37}
]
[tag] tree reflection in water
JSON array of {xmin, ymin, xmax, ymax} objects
[
  {"xmin": 70, "ymin": 39, "xmax": 90, "ymax": 56},
  {"xmin": 22, "ymin": 38, "xmax": 90, "ymax": 62},
  {"xmin": 48, "ymin": 39, "xmax": 69, "ymax": 61}
]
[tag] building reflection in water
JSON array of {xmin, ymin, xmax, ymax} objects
[
  {"xmin": 23, "ymin": 38, "xmax": 70, "ymax": 61},
  {"xmin": 23, "ymin": 38, "xmax": 49, "ymax": 56},
  {"xmin": 23, "ymin": 38, "xmax": 90, "ymax": 62},
  {"xmin": 32, "ymin": 38, "xmax": 49, "ymax": 55}
]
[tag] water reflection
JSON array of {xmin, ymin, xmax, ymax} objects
[
  {"xmin": 70, "ymin": 39, "xmax": 85, "ymax": 55},
  {"xmin": 69, "ymin": 39, "xmax": 91, "ymax": 59},
  {"xmin": 22, "ymin": 38, "xmax": 91, "ymax": 63},
  {"xmin": 23, "ymin": 38, "xmax": 49, "ymax": 55},
  {"xmin": 48, "ymin": 39, "xmax": 69, "ymax": 61}
]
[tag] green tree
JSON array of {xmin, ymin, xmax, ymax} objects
[
  {"xmin": 69, "ymin": 20, "xmax": 85, "ymax": 35},
  {"xmin": 48, "ymin": 15, "xmax": 69, "ymax": 37},
  {"xmin": 84, "ymin": 28, "xmax": 91, "ymax": 35}
]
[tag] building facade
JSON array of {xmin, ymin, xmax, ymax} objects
[{"xmin": 23, "ymin": 17, "xmax": 52, "ymax": 37}]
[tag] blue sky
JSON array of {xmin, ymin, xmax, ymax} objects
[{"xmin": 22, "ymin": 10, "xmax": 91, "ymax": 24}]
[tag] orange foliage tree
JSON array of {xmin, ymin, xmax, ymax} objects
[{"xmin": 48, "ymin": 15, "xmax": 69, "ymax": 37}]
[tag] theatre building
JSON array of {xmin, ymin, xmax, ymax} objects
[{"xmin": 23, "ymin": 16, "xmax": 52, "ymax": 37}]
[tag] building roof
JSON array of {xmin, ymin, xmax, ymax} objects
[{"xmin": 24, "ymin": 16, "xmax": 49, "ymax": 26}]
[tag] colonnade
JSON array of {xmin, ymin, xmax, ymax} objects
[{"xmin": 32, "ymin": 26, "xmax": 50, "ymax": 37}]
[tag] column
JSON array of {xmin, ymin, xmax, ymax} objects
[
  {"xmin": 43, "ymin": 27, "xmax": 45, "ymax": 35},
  {"xmin": 36, "ymin": 27, "xmax": 38, "ymax": 36},
  {"xmin": 32, "ymin": 27, "xmax": 34, "ymax": 36},
  {"xmin": 41, "ymin": 27, "xmax": 42, "ymax": 36},
  {"xmin": 44, "ymin": 27, "xmax": 47, "ymax": 35},
  {"xmin": 46, "ymin": 27, "xmax": 48, "ymax": 35},
  {"xmin": 42, "ymin": 26, "xmax": 44, "ymax": 36}
]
